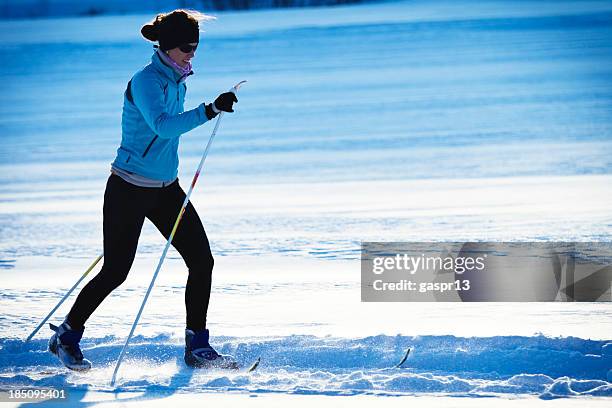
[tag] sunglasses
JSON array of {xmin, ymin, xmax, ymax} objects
[{"xmin": 178, "ymin": 43, "xmax": 198, "ymax": 53}]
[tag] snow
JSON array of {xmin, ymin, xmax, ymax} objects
[
  {"xmin": 1, "ymin": 329, "xmax": 611, "ymax": 398},
  {"xmin": 0, "ymin": 0, "xmax": 611, "ymax": 405}
]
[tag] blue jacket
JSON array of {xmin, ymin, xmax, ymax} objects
[{"xmin": 111, "ymin": 52, "xmax": 209, "ymax": 181}]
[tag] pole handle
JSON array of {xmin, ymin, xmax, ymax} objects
[{"xmin": 230, "ymin": 80, "xmax": 247, "ymax": 94}]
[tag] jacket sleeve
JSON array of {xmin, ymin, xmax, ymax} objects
[{"xmin": 131, "ymin": 72, "xmax": 208, "ymax": 140}]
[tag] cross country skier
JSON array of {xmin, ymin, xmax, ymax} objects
[{"xmin": 48, "ymin": 9, "xmax": 238, "ymax": 371}]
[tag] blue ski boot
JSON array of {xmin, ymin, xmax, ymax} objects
[
  {"xmin": 184, "ymin": 329, "xmax": 238, "ymax": 369},
  {"xmin": 48, "ymin": 322, "xmax": 91, "ymax": 371}
]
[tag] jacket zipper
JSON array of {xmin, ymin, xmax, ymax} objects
[{"xmin": 142, "ymin": 135, "xmax": 159, "ymax": 158}]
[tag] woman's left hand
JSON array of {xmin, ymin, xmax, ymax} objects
[{"xmin": 213, "ymin": 92, "xmax": 238, "ymax": 113}]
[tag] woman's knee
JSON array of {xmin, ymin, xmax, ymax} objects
[
  {"xmin": 199, "ymin": 252, "xmax": 214, "ymax": 271},
  {"xmin": 97, "ymin": 264, "xmax": 131, "ymax": 289},
  {"xmin": 187, "ymin": 252, "xmax": 214, "ymax": 276}
]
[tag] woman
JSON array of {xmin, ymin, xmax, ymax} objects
[{"xmin": 48, "ymin": 9, "xmax": 238, "ymax": 371}]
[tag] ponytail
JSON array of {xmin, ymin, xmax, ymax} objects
[{"xmin": 140, "ymin": 13, "xmax": 165, "ymax": 42}]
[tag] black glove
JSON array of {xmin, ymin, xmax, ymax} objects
[
  {"xmin": 215, "ymin": 92, "xmax": 238, "ymax": 112},
  {"xmin": 205, "ymin": 92, "xmax": 238, "ymax": 120}
]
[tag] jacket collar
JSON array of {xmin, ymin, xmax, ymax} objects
[{"xmin": 151, "ymin": 51, "xmax": 194, "ymax": 84}]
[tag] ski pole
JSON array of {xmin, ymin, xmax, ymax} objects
[
  {"xmin": 25, "ymin": 253, "xmax": 104, "ymax": 342},
  {"xmin": 110, "ymin": 81, "xmax": 246, "ymax": 386}
]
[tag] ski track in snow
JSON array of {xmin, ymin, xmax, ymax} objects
[{"xmin": 1, "ymin": 334, "xmax": 611, "ymax": 400}]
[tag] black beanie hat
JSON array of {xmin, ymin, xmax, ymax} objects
[{"xmin": 141, "ymin": 11, "xmax": 199, "ymax": 51}]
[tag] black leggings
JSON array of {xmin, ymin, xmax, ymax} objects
[{"xmin": 66, "ymin": 174, "xmax": 214, "ymax": 332}]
